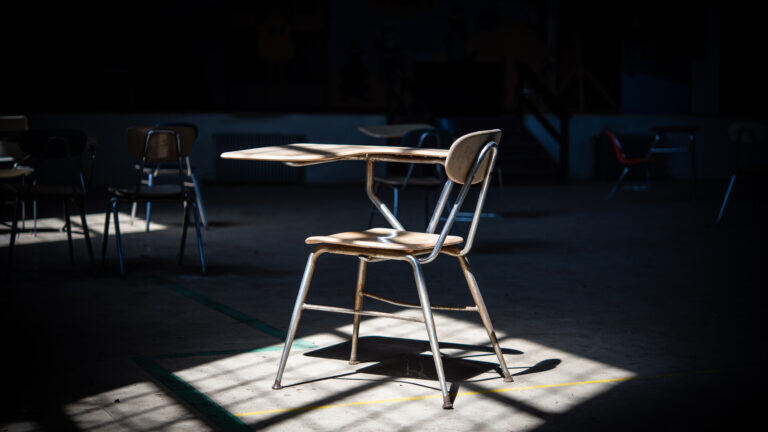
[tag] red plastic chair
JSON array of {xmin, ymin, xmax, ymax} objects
[{"xmin": 604, "ymin": 128, "xmax": 658, "ymax": 199}]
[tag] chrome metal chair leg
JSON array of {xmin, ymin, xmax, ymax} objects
[
  {"xmin": 63, "ymin": 200, "xmax": 75, "ymax": 265},
  {"xmin": 273, "ymin": 251, "xmax": 322, "ymax": 390},
  {"xmin": 191, "ymin": 200, "xmax": 206, "ymax": 274},
  {"xmin": 406, "ymin": 255, "xmax": 452, "ymax": 409},
  {"xmin": 111, "ymin": 199, "xmax": 125, "ymax": 277},
  {"xmin": 716, "ymin": 173, "xmax": 736, "ymax": 224},
  {"xmin": 349, "ymin": 258, "xmax": 367, "ymax": 365},
  {"xmin": 101, "ymin": 204, "xmax": 111, "ymax": 265},
  {"xmin": 606, "ymin": 166, "xmax": 629, "ymax": 200},
  {"xmin": 457, "ymin": 256, "xmax": 513, "ymax": 382},
  {"xmin": 179, "ymin": 201, "xmax": 190, "ymax": 265},
  {"xmin": 190, "ymin": 173, "xmax": 208, "ymax": 229}
]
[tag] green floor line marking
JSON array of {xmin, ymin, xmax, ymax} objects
[
  {"xmin": 156, "ymin": 278, "xmax": 315, "ymax": 349},
  {"xmin": 135, "ymin": 357, "xmax": 251, "ymax": 432},
  {"xmin": 151, "ymin": 343, "xmax": 306, "ymax": 361}
]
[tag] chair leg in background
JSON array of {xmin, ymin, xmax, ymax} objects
[
  {"xmin": 349, "ymin": 257, "xmax": 368, "ymax": 364},
  {"xmin": 458, "ymin": 256, "xmax": 513, "ymax": 382},
  {"xmin": 63, "ymin": 200, "xmax": 75, "ymax": 265},
  {"xmin": 393, "ymin": 187, "xmax": 399, "ymax": 218},
  {"xmin": 101, "ymin": 204, "xmax": 111, "ymax": 265},
  {"xmin": 33, "ymin": 199, "xmax": 37, "ymax": 236},
  {"xmin": 406, "ymin": 255, "xmax": 451, "ymax": 409},
  {"xmin": 273, "ymin": 251, "xmax": 322, "ymax": 390},
  {"xmin": 190, "ymin": 173, "xmax": 208, "ymax": 229},
  {"xmin": 7, "ymin": 197, "xmax": 20, "ymax": 279},
  {"xmin": 130, "ymin": 201, "xmax": 137, "ymax": 226},
  {"xmin": 191, "ymin": 200, "xmax": 206, "ymax": 274},
  {"xmin": 716, "ymin": 173, "xmax": 737, "ymax": 224},
  {"xmin": 606, "ymin": 166, "xmax": 629, "ymax": 200},
  {"xmin": 78, "ymin": 200, "xmax": 94, "ymax": 266},
  {"xmin": 179, "ymin": 201, "xmax": 190, "ymax": 265},
  {"xmin": 111, "ymin": 199, "xmax": 125, "ymax": 276},
  {"xmin": 145, "ymin": 173, "xmax": 153, "ymax": 232}
]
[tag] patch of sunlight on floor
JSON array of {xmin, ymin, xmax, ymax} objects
[
  {"xmin": 0, "ymin": 421, "xmax": 44, "ymax": 432},
  {"xmin": 63, "ymin": 380, "xmax": 211, "ymax": 432},
  {"xmin": 0, "ymin": 212, "xmax": 169, "ymax": 246},
  {"xmin": 160, "ymin": 312, "xmax": 635, "ymax": 431}
]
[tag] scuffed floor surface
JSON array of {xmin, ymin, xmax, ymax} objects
[{"xmin": 1, "ymin": 182, "xmax": 765, "ymax": 431}]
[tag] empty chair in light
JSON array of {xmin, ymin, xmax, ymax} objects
[
  {"xmin": 102, "ymin": 126, "xmax": 206, "ymax": 276},
  {"xmin": 130, "ymin": 122, "xmax": 207, "ymax": 230},
  {"xmin": 272, "ymin": 130, "xmax": 513, "ymax": 409}
]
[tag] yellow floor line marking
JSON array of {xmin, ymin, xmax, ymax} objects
[{"xmin": 234, "ymin": 369, "xmax": 718, "ymax": 417}]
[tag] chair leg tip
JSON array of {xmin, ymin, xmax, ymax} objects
[
  {"xmin": 503, "ymin": 376, "xmax": 514, "ymax": 383},
  {"xmin": 442, "ymin": 396, "xmax": 453, "ymax": 409},
  {"xmin": 348, "ymin": 360, "xmax": 359, "ymax": 365},
  {"xmin": 272, "ymin": 380, "xmax": 283, "ymax": 390}
]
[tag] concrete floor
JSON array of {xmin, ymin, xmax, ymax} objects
[{"xmin": 1, "ymin": 181, "xmax": 765, "ymax": 431}]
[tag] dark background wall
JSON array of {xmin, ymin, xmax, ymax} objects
[{"xmin": 4, "ymin": 0, "xmax": 760, "ymax": 117}]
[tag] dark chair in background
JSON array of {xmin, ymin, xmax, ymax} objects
[
  {"xmin": 1, "ymin": 115, "xmax": 34, "ymax": 231},
  {"xmin": 367, "ymin": 127, "xmax": 451, "ymax": 227},
  {"xmin": 130, "ymin": 122, "xmax": 208, "ymax": 230},
  {"xmin": 102, "ymin": 126, "xmax": 206, "ymax": 276},
  {"xmin": 716, "ymin": 123, "xmax": 767, "ymax": 223},
  {"xmin": 3, "ymin": 129, "xmax": 94, "ymax": 277},
  {"xmin": 604, "ymin": 128, "xmax": 659, "ymax": 200}
]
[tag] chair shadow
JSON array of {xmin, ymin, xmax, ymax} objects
[
  {"xmin": 304, "ymin": 336, "xmax": 523, "ymax": 363},
  {"xmin": 285, "ymin": 337, "xmax": 560, "ymax": 405}
]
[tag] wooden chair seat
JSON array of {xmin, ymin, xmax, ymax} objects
[
  {"xmin": 306, "ymin": 227, "xmax": 463, "ymax": 252},
  {"xmin": 372, "ymin": 175, "xmax": 443, "ymax": 187}
]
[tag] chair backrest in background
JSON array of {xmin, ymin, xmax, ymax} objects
[
  {"xmin": 18, "ymin": 129, "xmax": 89, "ymax": 190},
  {"xmin": 155, "ymin": 122, "xmax": 199, "ymax": 140},
  {"xmin": 401, "ymin": 127, "xmax": 453, "ymax": 149},
  {"xmin": 727, "ymin": 122, "xmax": 768, "ymax": 168},
  {"xmin": 126, "ymin": 126, "xmax": 195, "ymax": 162}
]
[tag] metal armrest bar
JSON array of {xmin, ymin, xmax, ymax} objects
[
  {"xmin": 362, "ymin": 291, "xmax": 478, "ymax": 312},
  {"xmin": 365, "ymin": 159, "xmax": 405, "ymax": 230},
  {"xmin": 302, "ymin": 303, "xmax": 424, "ymax": 322},
  {"xmin": 427, "ymin": 180, "xmax": 454, "ymax": 233}
]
